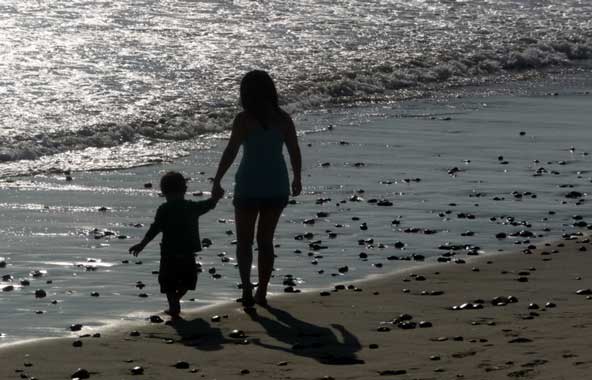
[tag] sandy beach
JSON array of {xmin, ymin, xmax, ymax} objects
[
  {"xmin": 1, "ymin": 88, "xmax": 591, "ymax": 379},
  {"xmin": 1, "ymin": 233, "xmax": 591, "ymax": 380}
]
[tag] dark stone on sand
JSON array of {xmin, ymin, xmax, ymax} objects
[
  {"xmin": 495, "ymin": 232, "xmax": 507, "ymax": 239},
  {"xmin": 149, "ymin": 315, "xmax": 164, "ymax": 323},
  {"xmin": 528, "ymin": 303, "xmax": 539, "ymax": 310},
  {"xmin": 229, "ymin": 329, "xmax": 246, "ymax": 339},
  {"xmin": 70, "ymin": 324, "xmax": 83, "ymax": 332},
  {"xmin": 90, "ymin": 291, "xmax": 99, "ymax": 297},
  {"xmin": 338, "ymin": 266, "xmax": 349, "ymax": 273},
  {"xmin": 378, "ymin": 369, "xmax": 407, "ymax": 376},
  {"xmin": 419, "ymin": 321, "xmax": 433, "ymax": 328},
  {"xmin": 130, "ymin": 366, "xmax": 144, "ymax": 375},
  {"xmin": 240, "ymin": 369, "xmax": 250, "ymax": 375},
  {"xmin": 71, "ymin": 368, "xmax": 90, "ymax": 379},
  {"xmin": 576, "ymin": 288, "xmax": 592, "ymax": 295},
  {"xmin": 334, "ymin": 284, "xmax": 346, "ymax": 290},
  {"xmin": 508, "ymin": 337, "xmax": 532, "ymax": 343},
  {"xmin": 129, "ymin": 331, "xmax": 140, "ymax": 337},
  {"xmin": 284, "ymin": 286, "xmax": 300, "ymax": 293},
  {"xmin": 211, "ymin": 315, "xmax": 221, "ymax": 322},
  {"xmin": 174, "ymin": 361, "xmax": 190, "ymax": 369},
  {"xmin": 545, "ymin": 302, "xmax": 556, "ymax": 308},
  {"xmin": 377, "ymin": 326, "xmax": 391, "ymax": 332},
  {"xmin": 73, "ymin": 340, "xmax": 83, "ymax": 347},
  {"xmin": 564, "ymin": 190, "xmax": 583, "ymax": 199},
  {"xmin": 320, "ymin": 291, "xmax": 331, "ymax": 296},
  {"xmin": 2, "ymin": 285, "xmax": 14, "ymax": 292},
  {"xmin": 397, "ymin": 321, "xmax": 416, "ymax": 329},
  {"xmin": 377, "ymin": 200, "xmax": 393, "ymax": 206},
  {"xmin": 34, "ymin": 289, "xmax": 47, "ymax": 298}
]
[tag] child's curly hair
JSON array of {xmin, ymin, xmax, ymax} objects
[{"xmin": 160, "ymin": 171, "xmax": 187, "ymax": 195}]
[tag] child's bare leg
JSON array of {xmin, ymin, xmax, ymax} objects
[
  {"xmin": 176, "ymin": 289, "xmax": 188, "ymax": 313},
  {"xmin": 165, "ymin": 292, "xmax": 181, "ymax": 317}
]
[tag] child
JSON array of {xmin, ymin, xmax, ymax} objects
[{"xmin": 129, "ymin": 171, "xmax": 222, "ymax": 319}]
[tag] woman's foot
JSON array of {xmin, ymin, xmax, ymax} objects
[
  {"xmin": 254, "ymin": 287, "xmax": 269, "ymax": 307},
  {"xmin": 240, "ymin": 284, "xmax": 255, "ymax": 308}
]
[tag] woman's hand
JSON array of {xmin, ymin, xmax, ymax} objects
[
  {"xmin": 129, "ymin": 243, "xmax": 145, "ymax": 257},
  {"xmin": 291, "ymin": 177, "xmax": 302, "ymax": 196}
]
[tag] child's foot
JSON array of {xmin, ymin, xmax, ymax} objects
[{"xmin": 164, "ymin": 309, "xmax": 180, "ymax": 317}]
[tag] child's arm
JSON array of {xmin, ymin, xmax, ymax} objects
[
  {"xmin": 193, "ymin": 196, "xmax": 219, "ymax": 217},
  {"xmin": 129, "ymin": 207, "xmax": 163, "ymax": 257}
]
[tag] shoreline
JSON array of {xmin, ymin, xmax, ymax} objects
[
  {"xmin": 1, "ymin": 233, "xmax": 591, "ymax": 379},
  {"xmin": 1, "ymin": 88, "xmax": 592, "ymax": 349}
]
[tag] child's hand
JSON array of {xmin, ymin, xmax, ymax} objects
[
  {"xmin": 129, "ymin": 243, "xmax": 144, "ymax": 257},
  {"xmin": 211, "ymin": 183, "xmax": 225, "ymax": 200}
]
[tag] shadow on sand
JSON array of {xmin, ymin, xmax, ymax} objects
[
  {"xmin": 247, "ymin": 306, "xmax": 364, "ymax": 365},
  {"xmin": 150, "ymin": 316, "xmax": 231, "ymax": 351}
]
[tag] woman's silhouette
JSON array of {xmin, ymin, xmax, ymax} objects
[{"xmin": 212, "ymin": 70, "xmax": 302, "ymax": 307}]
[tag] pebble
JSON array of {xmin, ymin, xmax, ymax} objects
[
  {"xmin": 70, "ymin": 324, "xmax": 83, "ymax": 332},
  {"xmin": 378, "ymin": 369, "xmax": 407, "ymax": 376},
  {"xmin": 34, "ymin": 289, "xmax": 47, "ymax": 298},
  {"xmin": 149, "ymin": 315, "xmax": 164, "ymax": 323},
  {"xmin": 130, "ymin": 366, "xmax": 144, "ymax": 375},
  {"xmin": 229, "ymin": 329, "xmax": 246, "ymax": 339},
  {"xmin": 174, "ymin": 361, "xmax": 190, "ymax": 369},
  {"xmin": 71, "ymin": 368, "xmax": 90, "ymax": 379}
]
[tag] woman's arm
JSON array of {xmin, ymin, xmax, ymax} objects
[
  {"xmin": 212, "ymin": 114, "xmax": 245, "ymax": 196},
  {"xmin": 284, "ymin": 115, "xmax": 302, "ymax": 196}
]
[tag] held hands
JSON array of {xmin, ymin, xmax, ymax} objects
[
  {"xmin": 128, "ymin": 243, "xmax": 145, "ymax": 257},
  {"xmin": 211, "ymin": 181, "xmax": 225, "ymax": 201}
]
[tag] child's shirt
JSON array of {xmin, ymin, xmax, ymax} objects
[{"xmin": 147, "ymin": 198, "xmax": 216, "ymax": 257}]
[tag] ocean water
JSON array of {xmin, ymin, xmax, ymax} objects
[
  {"xmin": 0, "ymin": 0, "xmax": 591, "ymax": 176},
  {"xmin": 1, "ymin": 87, "xmax": 591, "ymax": 346},
  {"xmin": 1, "ymin": 0, "xmax": 592, "ymax": 346}
]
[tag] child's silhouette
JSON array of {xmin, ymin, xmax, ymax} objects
[{"xmin": 129, "ymin": 171, "xmax": 221, "ymax": 320}]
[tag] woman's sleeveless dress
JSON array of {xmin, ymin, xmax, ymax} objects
[{"xmin": 233, "ymin": 126, "xmax": 290, "ymax": 208}]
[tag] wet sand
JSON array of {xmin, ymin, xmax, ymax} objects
[{"xmin": 1, "ymin": 233, "xmax": 591, "ymax": 380}]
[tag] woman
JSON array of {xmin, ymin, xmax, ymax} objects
[{"xmin": 212, "ymin": 70, "xmax": 302, "ymax": 307}]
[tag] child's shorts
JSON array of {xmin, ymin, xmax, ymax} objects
[{"xmin": 158, "ymin": 254, "xmax": 198, "ymax": 293}]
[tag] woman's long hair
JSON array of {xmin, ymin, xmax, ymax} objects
[{"xmin": 240, "ymin": 70, "xmax": 280, "ymax": 130}]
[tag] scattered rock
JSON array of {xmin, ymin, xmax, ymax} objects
[{"xmin": 71, "ymin": 368, "xmax": 90, "ymax": 379}]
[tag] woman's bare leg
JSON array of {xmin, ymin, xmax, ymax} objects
[
  {"xmin": 234, "ymin": 206, "xmax": 258, "ymax": 306},
  {"xmin": 254, "ymin": 206, "xmax": 284, "ymax": 305}
]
